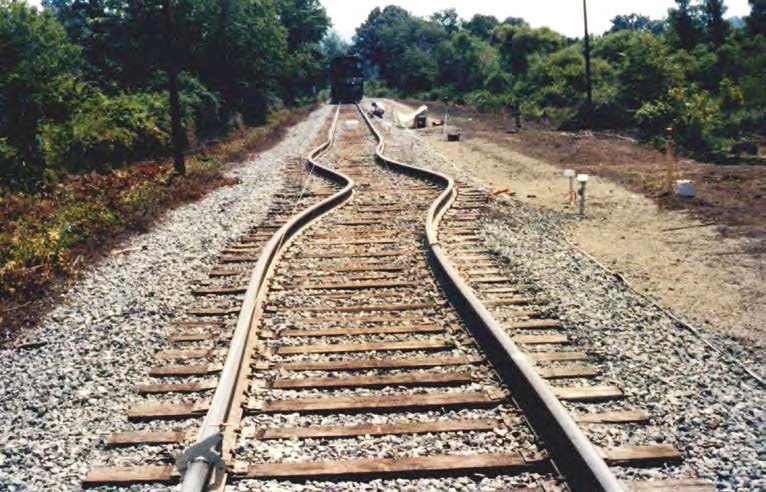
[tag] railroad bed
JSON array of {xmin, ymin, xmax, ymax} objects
[{"xmin": 83, "ymin": 105, "xmax": 705, "ymax": 491}]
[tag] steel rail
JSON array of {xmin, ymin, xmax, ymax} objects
[
  {"xmin": 179, "ymin": 105, "xmax": 355, "ymax": 491},
  {"xmin": 357, "ymin": 104, "xmax": 624, "ymax": 492}
]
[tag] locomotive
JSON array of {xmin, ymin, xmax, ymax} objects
[{"xmin": 330, "ymin": 55, "xmax": 364, "ymax": 104}]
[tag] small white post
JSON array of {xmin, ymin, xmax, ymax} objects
[{"xmin": 564, "ymin": 169, "xmax": 576, "ymax": 205}]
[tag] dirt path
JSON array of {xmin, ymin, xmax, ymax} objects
[{"xmin": 379, "ymin": 99, "xmax": 765, "ymax": 349}]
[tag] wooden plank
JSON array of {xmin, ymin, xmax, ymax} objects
[
  {"xmin": 290, "ymin": 314, "xmax": 427, "ymax": 325},
  {"xmin": 271, "ymin": 302, "xmax": 442, "ymax": 313},
  {"xmin": 510, "ymin": 319, "xmax": 562, "ymax": 329},
  {"xmin": 621, "ymin": 478, "xmax": 714, "ymax": 491},
  {"xmin": 482, "ymin": 287, "xmax": 519, "ymax": 294},
  {"xmin": 552, "ymin": 385, "xmax": 623, "ymax": 401},
  {"xmin": 470, "ymin": 276, "xmax": 513, "ymax": 284},
  {"xmin": 276, "ymin": 339, "xmax": 452, "ymax": 355},
  {"xmin": 220, "ymin": 255, "xmax": 261, "ymax": 263},
  {"xmin": 83, "ymin": 466, "xmax": 177, "ymax": 486},
  {"xmin": 174, "ymin": 320, "xmax": 222, "ymax": 328},
  {"xmin": 484, "ymin": 298, "xmax": 533, "ymax": 307},
  {"xmin": 209, "ymin": 269, "xmax": 243, "ymax": 277},
  {"xmin": 137, "ymin": 379, "xmax": 218, "ymax": 394},
  {"xmin": 575, "ymin": 410, "xmax": 651, "ymax": 424},
  {"xmin": 527, "ymin": 352, "xmax": 589, "ymax": 362},
  {"xmin": 271, "ymin": 371, "xmax": 473, "ymax": 390},
  {"xmin": 284, "ymin": 272, "xmax": 402, "ymax": 283},
  {"xmin": 311, "ymin": 231, "xmax": 396, "ymax": 239},
  {"xmin": 256, "ymin": 418, "xmax": 506, "ymax": 440},
  {"xmin": 601, "ymin": 445, "xmax": 682, "ymax": 465},
  {"xmin": 251, "ymin": 391, "xmax": 501, "ymax": 413},
  {"xmin": 280, "ymin": 324, "xmax": 444, "ymax": 338},
  {"xmin": 537, "ymin": 365, "xmax": 597, "ymax": 379},
  {"xmin": 332, "ymin": 220, "xmax": 386, "ymax": 226},
  {"xmin": 106, "ymin": 430, "xmax": 189, "ymax": 447},
  {"xmin": 314, "ymin": 238, "xmax": 398, "ymax": 245},
  {"xmin": 512, "ymin": 334, "xmax": 568, "ymax": 345},
  {"xmin": 464, "ymin": 268, "xmax": 503, "ymax": 275},
  {"xmin": 128, "ymin": 401, "xmax": 209, "ymax": 420},
  {"xmin": 277, "ymin": 355, "xmax": 482, "ymax": 372},
  {"xmin": 298, "ymin": 251, "xmax": 409, "ymax": 259},
  {"xmin": 187, "ymin": 306, "xmax": 240, "ymax": 316},
  {"xmin": 154, "ymin": 348, "xmax": 223, "ymax": 360},
  {"xmin": 238, "ymin": 453, "xmax": 541, "ymax": 479},
  {"xmin": 167, "ymin": 333, "xmax": 227, "ymax": 343},
  {"xmin": 299, "ymin": 280, "xmax": 419, "ymax": 290},
  {"xmin": 312, "ymin": 265, "xmax": 406, "ymax": 273},
  {"xmin": 494, "ymin": 310, "xmax": 541, "ymax": 320},
  {"xmin": 148, "ymin": 363, "xmax": 222, "ymax": 377},
  {"xmin": 191, "ymin": 286, "xmax": 247, "ymax": 296}
]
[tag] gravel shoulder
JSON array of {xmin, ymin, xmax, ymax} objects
[
  {"xmin": 0, "ymin": 105, "xmax": 332, "ymax": 491},
  {"xmin": 371, "ymin": 99, "xmax": 765, "ymax": 489}
]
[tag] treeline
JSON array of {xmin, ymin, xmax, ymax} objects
[
  {"xmin": 351, "ymin": 1, "xmax": 766, "ymax": 152},
  {"xmin": 1, "ymin": 0, "xmax": 334, "ymax": 190}
]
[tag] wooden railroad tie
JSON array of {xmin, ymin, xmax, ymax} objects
[
  {"xmin": 279, "ymin": 323, "xmax": 446, "ymax": 337},
  {"xmin": 247, "ymin": 417, "xmax": 518, "ymax": 440},
  {"xmin": 274, "ymin": 339, "xmax": 454, "ymax": 356},
  {"xmin": 231, "ymin": 452, "xmax": 546, "ymax": 480},
  {"xmin": 270, "ymin": 354, "xmax": 484, "ymax": 372},
  {"xmin": 247, "ymin": 390, "xmax": 506, "ymax": 414},
  {"xmin": 259, "ymin": 371, "xmax": 474, "ymax": 390}
]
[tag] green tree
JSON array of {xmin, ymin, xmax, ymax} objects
[
  {"xmin": 748, "ymin": 0, "xmax": 766, "ymax": 34},
  {"xmin": 668, "ymin": 0, "xmax": 703, "ymax": 49},
  {"xmin": 430, "ymin": 8, "xmax": 459, "ymax": 34},
  {"xmin": 609, "ymin": 13, "xmax": 664, "ymax": 34},
  {"xmin": 464, "ymin": 14, "xmax": 499, "ymax": 40},
  {"xmin": 0, "ymin": 0, "xmax": 80, "ymax": 188},
  {"xmin": 436, "ymin": 31, "xmax": 499, "ymax": 92},
  {"xmin": 494, "ymin": 25, "xmax": 565, "ymax": 74},
  {"xmin": 274, "ymin": 0, "xmax": 330, "ymax": 103},
  {"xmin": 399, "ymin": 46, "xmax": 437, "ymax": 93},
  {"xmin": 618, "ymin": 32, "xmax": 684, "ymax": 110},
  {"xmin": 702, "ymin": 0, "xmax": 728, "ymax": 45}
]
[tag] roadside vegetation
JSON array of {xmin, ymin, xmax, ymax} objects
[
  {"xmin": 351, "ymin": 1, "xmax": 765, "ymax": 156},
  {"xmin": 0, "ymin": 0, "xmax": 333, "ymax": 337}
]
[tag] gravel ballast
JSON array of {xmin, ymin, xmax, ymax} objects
[
  {"xmin": 0, "ymin": 105, "xmax": 332, "ymax": 491},
  {"xmin": 371, "ymin": 106, "xmax": 765, "ymax": 489}
]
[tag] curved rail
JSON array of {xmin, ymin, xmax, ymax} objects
[
  {"xmin": 180, "ymin": 106, "xmax": 355, "ymax": 491},
  {"xmin": 357, "ymin": 105, "xmax": 623, "ymax": 492}
]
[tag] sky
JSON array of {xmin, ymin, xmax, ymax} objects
[{"xmin": 322, "ymin": 0, "xmax": 752, "ymax": 41}]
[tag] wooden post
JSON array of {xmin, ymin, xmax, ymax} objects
[
  {"xmin": 164, "ymin": 0, "xmax": 185, "ymax": 176},
  {"xmin": 582, "ymin": 0, "xmax": 593, "ymax": 129},
  {"xmin": 665, "ymin": 126, "xmax": 675, "ymax": 193}
]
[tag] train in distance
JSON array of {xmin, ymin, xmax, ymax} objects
[{"xmin": 331, "ymin": 55, "xmax": 364, "ymax": 104}]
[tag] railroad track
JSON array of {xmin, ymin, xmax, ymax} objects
[{"xmin": 83, "ymin": 105, "xmax": 697, "ymax": 491}]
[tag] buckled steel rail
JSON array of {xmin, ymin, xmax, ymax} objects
[{"xmin": 357, "ymin": 105, "xmax": 623, "ymax": 492}]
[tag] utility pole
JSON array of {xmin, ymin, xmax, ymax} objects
[
  {"xmin": 582, "ymin": 0, "xmax": 593, "ymax": 129},
  {"xmin": 164, "ymin": 0, "xmax": 185, "ymax": 176}
]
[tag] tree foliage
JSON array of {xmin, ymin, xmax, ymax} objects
[
  {"xmin": 1, "ymin": 0, "xmax": 330, "ymax": 189},
  {"xmin": 351, "ymin": 3, "xmax": 765, "ymax": 153}
]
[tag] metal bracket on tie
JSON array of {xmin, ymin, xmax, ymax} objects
[{"xmin": 176, "ymin": 433, "xmax": 226, "ymax": 487}]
